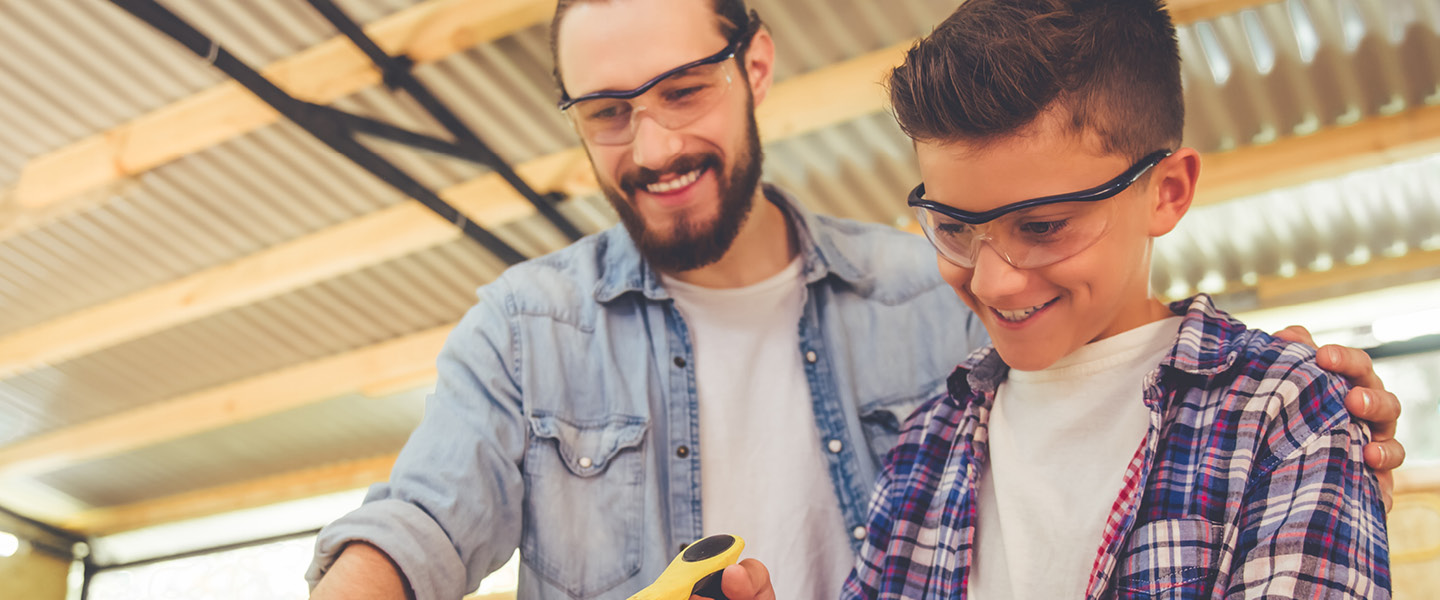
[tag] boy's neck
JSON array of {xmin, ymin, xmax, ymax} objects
[{"xmin": 1088, "ymin": 297, "xmax": 1176, "ymax": 345}]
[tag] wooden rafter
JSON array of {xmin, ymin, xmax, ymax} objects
[
  {"xmin": 3, "ymin": 0, "xmax": 552, "ymax": 236},
  {"xmin": 61, "ymin": 453, "xmax": 398, "ymax": 534}
]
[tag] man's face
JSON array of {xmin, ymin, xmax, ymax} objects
[
  {"xmin": 914, "ymin": 117, "xmax": 1162, "ymax": 371},
  {"xmin": 557, "ymin": 0, "xmax": 766, "ymax": 273}
]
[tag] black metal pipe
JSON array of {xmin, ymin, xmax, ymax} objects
[
  {"xmin": 0, "ymin": 502, "xmax": 85, "ymax": 547},
  {"xmin": 304, "ymin": 0, "xmax": 585, "ymax": 242},
  {"xmin": 109, "ymin": 0, "xmax": 527, "ymax": 265}
]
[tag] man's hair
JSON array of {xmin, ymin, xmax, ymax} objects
[
  {"xmin": 549, "ymin": 0, "xmax": 759, "ymax": 97},
  {"xmin": 887, "ymin": 0, "xmax": 1183, "ymax": 159}
]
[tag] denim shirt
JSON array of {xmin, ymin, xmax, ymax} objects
[{"xmin": 307, "ymin": 186, "xmax": 987, "ymax": 600}]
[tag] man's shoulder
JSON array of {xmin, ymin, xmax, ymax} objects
[
  {"xmin": 478, "ymin": 227, "xmax": 625, "ymax": 318},
  {"xmin": 810, "ymin": 213, "xmax": 951, "ymax": 302}
]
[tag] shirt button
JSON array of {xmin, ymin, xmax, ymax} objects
[
  {"xmin": 805, "ymin": 351, "xmax": 818, "ymax": 364},
  {"xmin": 852, "ymin": 526, "xmax": 867, "ymax": 540},
  {"xmin": 676, "ymin": 445, "xmax": 690, "ymax": 458},
  {"xmin": 673, "ymin": 356, "xmax": 687, "ymax": 368},
  {"xmin": 827, "ymin": 439, "xmax": 843, "ymax": 454},
  {"xmin": 578, "ymin": 457, "xmax": 593, "ymax": 469}
]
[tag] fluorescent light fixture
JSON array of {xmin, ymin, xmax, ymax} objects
[
  {"xmin": 0, "ymin": 531, "xmax": 18, "ymax": 558},
  {"xmin": 1373, "ymin": 307, "xmax": 1440, "ymax": 344}
]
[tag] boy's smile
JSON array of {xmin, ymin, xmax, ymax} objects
[{"xmin": 914, "ymin": 113, "xmax": 1189, "ymax": 372}]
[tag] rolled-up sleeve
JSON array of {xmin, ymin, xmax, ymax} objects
[{"xmin": 308, "ymin": 279, "xmax": 528, "ymax": 600}]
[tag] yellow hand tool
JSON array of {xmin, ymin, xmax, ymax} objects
[{"xmin": 627, "ymin": 534, "xmax": 745, "ymax": 600}]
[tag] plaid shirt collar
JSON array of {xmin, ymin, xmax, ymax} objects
[{"xmin": 955, "ymin": 294, "xmax": 1239, "ymax": 402}]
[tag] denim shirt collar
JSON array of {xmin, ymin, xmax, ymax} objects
[
  {"xmin": 592, "ymin": 184, "xmax": 868, "ymax": 303},
  {"xmin": 952, "ymin": 294, "xmax": 1241, "ymax": 403}
]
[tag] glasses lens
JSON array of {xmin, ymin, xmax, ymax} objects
[
  {"xmin": 648, "ymin": 62, "xmax": 730, "ymax": 129},
  {"xmin": 914, "ymin": 197, "xmax": 1117, "ymax": 269},
  {"xmin": 566, "ymin": 61, "xmax": 731, "ymax": 146},
  {"xmin": 990, "ymin": 200, "xmax": 1115, "ymax": 268},
  {"xmin": 914, "ymin": 206, "xmax": 980, "ymax": 268},
  {"xmin": 568, "ymin": 97, "xmax": 634, "ymax": 145}
]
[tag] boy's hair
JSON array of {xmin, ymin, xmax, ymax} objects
[
  {"xmin": 549, "ymin": 0, "xmax": 760, "ymax": 96},
  {"xmin": 887, "ymin": 0, "xmax": 1183, "ymax": 159}
]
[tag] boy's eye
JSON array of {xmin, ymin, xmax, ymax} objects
[
  {"xmin": 935, "ymin": 222, "xmax": 970, "ymax": 236},
  {"xmin": 1019, "ymin": 219, "xmax": 1069, "ymax": 237}
]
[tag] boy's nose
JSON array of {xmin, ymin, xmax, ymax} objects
[
  {"xmin": 969, "ymin": 242, "xmax": 1028, "ymax": 299},
  {"xmin": 630, "ymin": 113, "xmax": 684, "ymax": 170}
]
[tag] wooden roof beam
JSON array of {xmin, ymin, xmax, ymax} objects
[{"xmin": 3, "ymin": 0, "xmax": 552, "ymax": 236}]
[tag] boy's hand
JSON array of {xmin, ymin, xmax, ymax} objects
[
  {"xmin": 691, "ymin": 560, "xmax": 775, "ymax": 600},
  {"xmin": 1275, "ymin": 325, "xmax": 1406, "ymax": 511}
]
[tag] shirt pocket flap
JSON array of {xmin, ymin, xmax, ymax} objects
[
  {"xmin": 527, "ymin": 413, "xmax": 648, "ymax": 477},
  {"xmin": 1116, "ymin": 517, "xmax": 1225, "ymax": 597}
]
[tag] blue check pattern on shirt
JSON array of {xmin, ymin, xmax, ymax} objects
[{"xmin": 840, "ymin": 294, "xmax": 1391, "ymax": 599}]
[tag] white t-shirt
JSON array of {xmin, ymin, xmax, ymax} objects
[
  {"xmin": 968, "ymin": 316, "xmax": 1183, "ymax": 600},
  {"xmin": 663, "ymin": 259, "xmax": 854, "ymax": 600}
]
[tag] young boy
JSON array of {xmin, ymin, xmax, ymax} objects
[
  {"xmin": 836, "ymin": 0, "xmax": 1392, "ymax": 598},
  {"xmin": 712, "ymin": 1, "xmax": 1391, "ymax": 598}
]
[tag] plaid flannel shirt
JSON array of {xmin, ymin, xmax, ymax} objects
[{"xmin": 840, "ymin": 294, "xmax": 1390, "ymax": 599}]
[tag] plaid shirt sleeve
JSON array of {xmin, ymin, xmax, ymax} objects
[{"xmin": 1223, "ymin": 372, "xmax": 1391, "ymax": 599}]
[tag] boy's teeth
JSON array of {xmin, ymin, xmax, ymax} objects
[
  {"xmin": 646, "ymin": 168, "xmax": 702, "ymax": 193},
  {"xmin": 996, "ymin": 300, "xmax": 1052, "ymax": 322}
]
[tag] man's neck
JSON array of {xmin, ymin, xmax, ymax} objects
[{"xmin": 662, "ymin": 188, "xmax": 798, "ymax": 289}]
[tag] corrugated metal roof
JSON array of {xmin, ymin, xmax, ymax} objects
[
  {"xmin": 36, "ymin": 386, "xmax": 427, "ymax": 506},
  {"xmin": 0, "ymin": 0, "xmax": 424, "ymax": 190}
]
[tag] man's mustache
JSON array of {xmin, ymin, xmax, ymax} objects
[{"xmin": 619, "ymin": 154, "xmax": 720, "ymax": 195}]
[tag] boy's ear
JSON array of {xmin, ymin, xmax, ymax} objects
[
  {"xmin": 744, "ymin": 27, "xmax": 776, "ymax": 105},
  {"xmin": 1148, "ymin": 148, "xmax": 1200, "ymax": 237}
]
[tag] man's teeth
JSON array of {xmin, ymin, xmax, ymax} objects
[
  {"xmin": 646, "ymin": 168, "xmax": 703, "ymax": 193},
  {"xmin": 995, "ymin": 301, "xmax": 1052, "ymax": 322}
]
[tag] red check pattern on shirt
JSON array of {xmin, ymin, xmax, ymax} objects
[{"xmin": 840, "ymin": 295, "xmax": 1391, "ymax": 600}]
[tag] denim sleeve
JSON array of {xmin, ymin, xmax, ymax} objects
[{"xmin": 307, "ymin": 279, "xmax": 527, "ymax": 600}]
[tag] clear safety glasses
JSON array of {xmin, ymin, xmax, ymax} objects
[
  {"xmin": 558, "ymin": 27, "xmax": 750, "ymax": 146},
  {"xmin": 908, "ymin": 150, "xmax": 1172, "ymax": 269}
]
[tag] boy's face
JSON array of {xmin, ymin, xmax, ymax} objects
[
  {"xmin": 914, "ymin": 116, "xmax": 1183, "ymax": 371},
  {"xmin": 556, "ymin": 0, "xmax": 773, "ymax": 272}
]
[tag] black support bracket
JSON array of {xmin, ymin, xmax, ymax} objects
[{"xmin": 109, "ymin": 0, "xmax": 583, "ymax": 265}]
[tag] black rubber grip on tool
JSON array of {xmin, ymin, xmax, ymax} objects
[
  {"xmin": 682, "ymin": 534, "xmax": 735, "ymax": 562},
  {"xmin": 691, "ymin": 569, "xmax": 728, "ymax": 600}
]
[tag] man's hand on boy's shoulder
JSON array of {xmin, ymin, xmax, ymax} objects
[
  {"xmin": 1275, "ymin": 325, "xmax": 1406, "ymax": 511},
  {"xmin": 692, "ymin": 560, "xmax": 776, "ymax": 600}
]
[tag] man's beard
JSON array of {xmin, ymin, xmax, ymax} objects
[{"xmin": 599, "ymin": 110, "xmax": 764, "ymax": 274}]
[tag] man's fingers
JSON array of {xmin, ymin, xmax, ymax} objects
[
  {"xmin": 1317, "ymin": 343, "xmax": 1385, "ymax": 390},
  {"xmin": 1364, "ymin": 437, "xmax": 1407, "ymax": 471},
  {"xmin": 1273, "ymin": 325, "xmax": 1316, "ymax": 348},
  {"xmin": 1344, "ymin": 387, "xmax": 1401, "ymax": 439}
]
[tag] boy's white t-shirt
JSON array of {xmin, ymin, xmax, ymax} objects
[
  {"xmin": 968, "ymin": 316, "xmax": 1183, "ymax": 599},
  {"xmin": 662, "ymin": 258, "xmax": 854, "ymax": 600}
]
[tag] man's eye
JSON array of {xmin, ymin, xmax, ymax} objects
[{"xmin": 665, "ymin": 85, "xmax": 707, "ymax": 102}]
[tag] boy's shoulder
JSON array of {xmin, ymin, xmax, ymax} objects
[{"xmin": 1165, "ymin": 296, "xmax": 1356, "ymax": 463}]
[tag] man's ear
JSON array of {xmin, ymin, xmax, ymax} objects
[
  {"xmin": 1148, "ymin": 147, "xmax": 1200, "ymax": 237},
  {"xmin": 744, "ymin": 27, "xmax": 776, "ymax": 105}
]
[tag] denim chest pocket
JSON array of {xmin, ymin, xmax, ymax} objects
[
  {"xmin": 522, "ymin": 413, "xmax": 648, "ymax": 597},
  {"xmin": 858, "ymin": 392, "xmax": 932, "ymax": 459},
  {"xmin": 1115, "ymin": 517, "xmax": 1226, "ymax": 598}
]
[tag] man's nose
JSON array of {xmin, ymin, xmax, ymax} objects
[
  {"xmin": 969, "ymin": 241, "xmax": 1028, "ymax": 299},
  {"xmin": 630, "ymin": 111, "xmax": 684, "ymax": 170}
]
